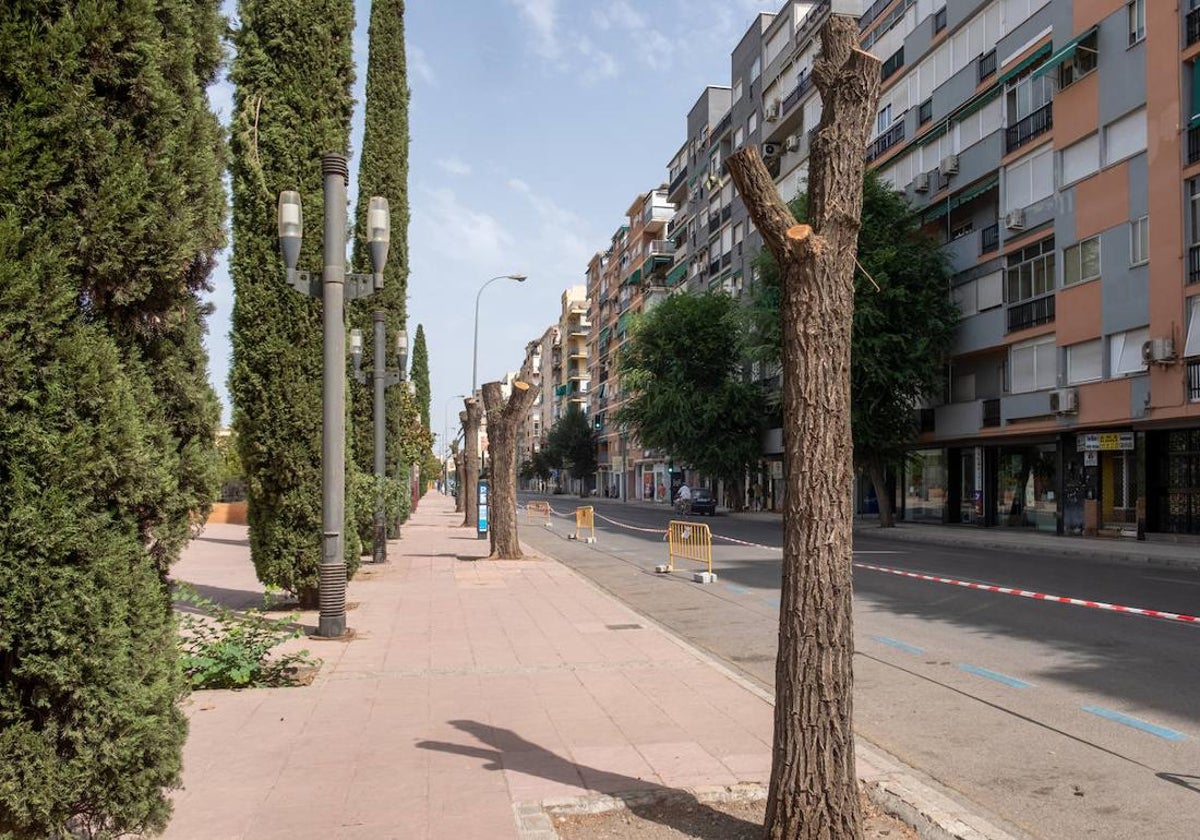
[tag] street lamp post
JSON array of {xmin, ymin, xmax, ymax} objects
[
  {"xmin": 472, "ymin": 274, "xmax": 527, "ymax": 395},
  {"xmin": 276, "ymin": 154, "xmax": 390, "ymax": 638},
  {"xmin": 351, "ymin": 318, "xmax": 407, "ymax": 564}
]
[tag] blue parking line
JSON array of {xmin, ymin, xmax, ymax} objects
[
  {"xmin": 871, "ymin": 635, "xmax": 924, "ymax": 655},
  {"xmin": 1082, "ymin": 706, "xmax": 1187, "ymax": 742},
  {"xmin": 725, "ymin": 583, "xmax": 752, "ymax": 595},
  {"xmin": 956, "ymin": 663, "xmax": 1032, "ymax": 689}
]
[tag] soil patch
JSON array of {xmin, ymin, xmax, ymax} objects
[{"xmin": 551, "ymin": 791, "xmax": 917, "ymax": 840}]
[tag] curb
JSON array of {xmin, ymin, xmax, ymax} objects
[{"xmin": 515, "ymin": 537, "xmax": 1033, "ymax": 840}]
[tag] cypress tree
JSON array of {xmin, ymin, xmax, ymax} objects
[
  {"xmin": 350, "ymin": 0, "xmax": 410, "ymax": 492},
  {"xmin": 0, "ymin": 0, "xmax": 226, "ymax": 832},
  {"xmin": 409, "ymin": 324, "xmax": 440, "ymax": 497},
  {"xmin": 229, "ymin": 0, "xmax": 358, "ymax": 598}
]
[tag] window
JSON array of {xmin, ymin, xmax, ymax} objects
[
  {"xmin": 1005, "ymin": 237, "xmax": 1056, "ymax": 304},
  {"xmin": 1063, "ymin": 236, "xmax": 1101, "ymax": 286},
  {"xmin": 751, "ymin": 57, "xmax": 761, "ymax": 82},
  {"xmin": 748, "ymin": 111, "xmax": 758, "ymax": 136},
  {"xmin": 1185, "ymin": 296, "xmax": 1200, "ymax": 358},
  {"xmin": 952, "ymin": 282, "xmax": 977, "ymax": 317},
  {"xmin": 1005, "ymin": 146, "xmax": 1054, "ymax": 212},
  {"xmin": 1010, "ymin": 335, "xmax": 1057, "ymax": 393},
  {"xmin": 1104, "ymin": 108, "xmax": 1147, "ymax": 165},
  {"xmin": 1190, "ymin": 180, "xmax": 1200, "ymax": 246},
  {"xmin": 1059, "ymin": 31, "xmax": 1098, "ymax": 88},
  {"xmin": 978, "ymin": 49, "xmax": 997, "ymax": 82},
  {"xmin": 882, "ymin": 48, "xmax": 905, "ymax": 81},
  {"xmin": 733, "ymin": 80, "xmax": 743, "ymax": 102},
  {"xmin": 933, "ymin": 7, "xmax": 947, "ymax": 33},
  {"xmin": 1130, "ymin": 216, "xmax": 1149, "ymax": 265},
  {"xmin": 734, "ymin": 126, "xmax": 745, "ymax": 149},
  {"xmin": 1067, "ymin": 339, "xmax": 1103, "ymax": 384},
  {"xmin": 1111, "ymin": 327, "xmax": 1149, "ymax": 376},
  {"xmin": 978, "ymin": 270, "xmax": 1004, "ymax": 310},
  {"xmin": 1128, "ymin": 0, "xmax": 1145, "ymax": 45},
  {"xmin": 877, "ymin": 104, "xmax": 892, "ymax": 134},
  {"xmin": 953, "ymin": 373, "xmax": 976, "ymax": 402},
  {"xmin": 1008, "ymin": 69, "xmax": 1053, "ymax": 121},
  {"xmin": 1061, "ymin": 134, "xmax": 1099, "ymax": 185},
  {"xmin": 919, "ymin": 98, "xmax": 933, "ymax": 124}
]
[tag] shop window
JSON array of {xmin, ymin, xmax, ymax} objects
[{"xmin": 903, "ymin": 449, "xmax": 947, "ymax": 522}]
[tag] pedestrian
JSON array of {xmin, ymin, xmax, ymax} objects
[
  {"xmin": 752, "ymin": 481, "xmax": 762, "ymax": 511},
  {"xmin": 657, "ymin": 481, "xmax": 666, "ymax": 502}
]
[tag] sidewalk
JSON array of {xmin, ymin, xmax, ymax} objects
[{"xmin": 163, "ymin": 494, "xmax": 1023, "ymax": 840}]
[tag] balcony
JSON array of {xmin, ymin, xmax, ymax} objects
[
  {"xmin": 1190, "ymin": 361, "xmax": 1200, "ymax": 402},
  {"xmin": 1189, "ymin": 125, "xmax": 1200, "ymax": 165},
  {"xmin": 721, "ymin": 252, "xmax": 732, "ymax": 268},
  {"xmin": 865, "ymin": 122, "xmax": 905, "ymax": 163},
  {"xmin": 1006, "ymin": 102, "xmax": 1053, "ymax": 154},
  {"xmin": 981, "ymin": 224, "xmax": 1000, "ymax": 255},
  {"xmin": 721, "ymin": 205, "xmax": 732, "ymax": 222},
  {"xmin": 781, "ymin": 72, "xmax": 813, "ymax": 118},
  {"xmin": 1189, "ymin": 7, "xmax": 1200, "ymax": 46},
  {"xmin": 1189, "ymin": 243, "xmax": 1200, "ymax": 284},
  {"xmin": 708, "ymin": 215, "xmax": 720, "ymax": 234},
  {"xmin": 668, "ymin": 167, "xmax": 688, "ymax": 196},
  {"xmin": 708, "ymin": 258, "xmax": 721, "ymax": 276},
  {"xmin": 711, "ymin": 111, "xmax": 732, "ymax": 141},
  {"xmin": 978, "ymin": 50, "xmax": 996, "ymax": 83},
  {"xmin": 1006, "ymin": 294, "xmax": 1055, "ymax": 332}
]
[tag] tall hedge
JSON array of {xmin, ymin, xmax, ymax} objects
[
  {"xmin": 229, "ymin": 0, "xmax": 358, "ymax": 597},
  {"xmin": 0, "ymin": 0, "xmax": 226, "ymax": 833},
  {"xmin": 350, "ymin": 0, "xmax": 411, "ymax": 494}
]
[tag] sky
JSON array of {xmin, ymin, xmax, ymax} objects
[{"xmin": 203, "ymin": 0, "xmax": 781, "ymax": 455}]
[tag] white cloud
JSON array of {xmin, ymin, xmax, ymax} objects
[
  {"xmin": 418, "ymin": 187, "xmax": 514, "ymax": 274},
  {"xmin": 577, "ymin": 37, "xmax": 620, "ymax": 83},
  {"xmin": 438, "ymin": 157, "xmax": 472, "ymax": 176},
  {"xmin": 510, "ymin": 0, "xmax": 560, "ymax": 58},
  {"xmin": 408, "ymin": 45, "xmax": 437, "ymax": 86}
]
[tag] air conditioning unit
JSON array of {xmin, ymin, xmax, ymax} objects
[
  {"xmin": 1049, "ymin": 387, "xmax": 1078, "ymax": 415},
  {"xmin": 762, "ymin": 142, "xmax": 781, "ymax": 158},
  {"xmin": 1141, "ymin": 336, "xmax": 1177, "ymax": 364},
  {"xmin": 765, "ymin": 99, "xmax": 781, "ymax": 121},
  {"xmin": 1005, "ymin": 208, "xmax": 1026, "ymax": 231},
  {"xmin": 939, "ymin": 154, "xmax": 959, "ymax": 177},
  {"xmin": 785, "ymin": 134, "xmax": 800, "ymax": 152},
  {"xmin": 913, "ymin": 172, "xmax": 930, "ymax": 193}
]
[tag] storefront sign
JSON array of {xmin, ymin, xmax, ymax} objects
[
  {"xmin": 1076, "ymin": 432, "xmax": 1135, "ymax": 452},
  {"xmin": 1084, "ymin": 451, "xmax": 1098, "ymax": 467}
]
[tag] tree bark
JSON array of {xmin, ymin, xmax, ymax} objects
[
  {"xmin": 461, "ymin": 399, "xmax": 482, "ymax": 528},
  {"xmin": 451, "ymin": 439, "xmax": 464, "ymax": 513},
  {"xmin": 726, "ymin": 16, "xmax": 880, "ymax": 840},
  {"xmin": 866, "ymin": 457, "xmax": 895, "ymax": 528},
  {"xmin": 481, "ymin": 376, "xmax": 540, "ymax": 559}
]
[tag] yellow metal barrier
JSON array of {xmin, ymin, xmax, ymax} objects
[
  {"xmin": 665, "ymin": 520, "xmax": 713, "ymax": 576},
  {"xmin": 573, "ymin": 506, "xmax": 595, "ymax": 542},
  {"xmin": 525, "ymin": 500, "xmax": 552, "ymax": 527}
]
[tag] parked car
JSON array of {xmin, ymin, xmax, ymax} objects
[{"xmin": 688, "ymin": 488, "xmax": 716, "ymax": 515}]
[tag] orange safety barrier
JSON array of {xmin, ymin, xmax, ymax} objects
[
  {"xmin": 524, "ymin": 500, "xmax": 552, "ymax": 527},
  {"xmin": 665, "ymin": 520, "xmax": 712, "ymax": 576},
  {"xmin": 573, "ymin": 506, "xmax": 595, "ymax": 542}
]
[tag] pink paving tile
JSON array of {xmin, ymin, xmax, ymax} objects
[
  {"xmin": 719, "ymin": 752, "xmax": 773, "ymax": 781},
  {"xmin": 569, "ymin": 744, "xmax": 662, "ymax": 793},
  {"xmin": 635, "ymin": 741, "xmax": 735, "ymax": 788}
]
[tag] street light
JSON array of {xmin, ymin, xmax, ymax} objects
[
  {"xmin": 472, "ymin": 273, "xmax": 527, "ymax": 395},
  {"xmin": 276, "ymin": 154, "xmax": 390, "ymax": 638}
]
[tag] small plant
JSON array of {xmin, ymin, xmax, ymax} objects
[{"xmin": 175, "ymin": 584, "xmax": 320, "ymax": 689}]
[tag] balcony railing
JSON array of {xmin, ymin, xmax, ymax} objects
[
  {"xmin": 1006, "ymin": 102, "xmax": 1053, "ymax": 153},
  {"xmin": 1189, "ymin": 7, "xmax": 1200, "ymax": 46},
  {"xmin": 668, "ymin": 167, "xmax": 688, "ymax": 195},
  {"xmin": 721, "ymin": 205, "xmax": 732, "ymax": 222},
  {"xmin": 708, "ymin": 215, "xmax": 720, "ymax": 234},
  {"xmin": 708, "ymin": 258, "xmax": 721, "ymax": 276},
  {"xmin": 1189, "ymin": 360, "xmax": 1200, "ymax": 402},
  {"xmin": 648, "ymin": 239, "xmax": 675, "ymax": 257},
  {"xmin": 981, "ymin": 224, "xmax": 1000, "ymax": 255},
  {"xmin": 1006, "ymin": 294, "xmax": 1055, "ymax": 332},
  {"xmin": 781, "ymin": 72, "xmax": 813, "ymax": 117},
  {"xmin": 982, "ymin": 399, "xmax": 1001, "ymax": 428},
  {"xmin": 1189, "ymin": 126, "xmax": 1200, "ymax": 166},
  {"xmin": 721, "ymin": 252, "xmax": 732, "ymax": 268},
  {"xmin": 712, "ymin": 111, "xmax": 732, "ymax": 140},
  {"xmin": 978, "ymin": 50, "xmax": 996, "ymax": 83},
  {"xmin": 1189, "ymin": 243, "xmax": 1200, "ymax": 284},
  {"xmin": 859, "ymin": 0, "xmax": 889, "ymax": 30},
  {"xmin": 865, "ymin": 122, "xmax": 905, "ymax": 163}
]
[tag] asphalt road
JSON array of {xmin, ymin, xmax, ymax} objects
[{"xmin": 517, "ymin": 493, "xmax": 1200, "ymax": 840}]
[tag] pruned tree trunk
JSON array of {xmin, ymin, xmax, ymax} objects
[
  {"xmin": 866, "ymin": 457, "xmax": 895, "ymax": 527},
  {"xmin": 461, "ymin": 399, "xmax": 482, "ymax": 528},
  {"xmin": 726, "ymin": 16, "xmax": 880, "ymax": 840},
  {"xmin": 481, "ymin": 375, "xmax": 540, "ymax": 559},
  {"xmin": 451, "ymin": 439, "xmax": 464, "ymax": 513}
]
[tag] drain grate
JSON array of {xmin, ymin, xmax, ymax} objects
[{"xmin": 605, "ymin": 623, "xmax": 643, "ymax": 631}]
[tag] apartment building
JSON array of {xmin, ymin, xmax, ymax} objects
[{"xmin": 557, "ymin": 285, "xmax": 591, "ymax": 421}]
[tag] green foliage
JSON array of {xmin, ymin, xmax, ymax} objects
[
  {"xmin": 229, "ymin": 0, "xmax": 357, "ymax": 601},
  {"xmin": 175, "ymin": 585, "xmax": 318, "ymax": 690},
  {"xmin": 520, "ymin": 450, "xmax": 554, "ymax": 483},
  {"xmin": 615, "ymin": 294, "xmax": 765, "ymax": 487},
  {"xmin": 411, "ymin": 324, "xmax": 432, "ymax": 431},
  {"xmin": 743, "ymin": 171, "xmax": 958, "ymax": 473},
  {"xmin": 350, "ymin": 0, "xmax": 413, "ymax": 501},
  {"xmin": 544, "ymin": 404, "xmax": 599, "ymax": 481},
  {"xmin": 0, "ymin": 0, "xmax": 226, "ymax": 834},
  {"xmin": 349, "ymin": 471, "xmax": 412, "ymax": 556}
]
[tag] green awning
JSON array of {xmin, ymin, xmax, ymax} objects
[
  {"xmin": 665, "ymin": 263, "xmax": 687, "ymax": 286},
  {"xmin": 621, "ymin": 267, "xmax": 642, "ymax": 287},
  {"xmin": 598, "ymin": 326, "xmax": 611, "ymax": 343},
  {"xmin": 996, "ymin": 43, "xmax": 1053, "ymax": 86},
  {"xmin": 918, "ymin": 121, "xmax": 949, "ymax": 146},
  {"xmin": 921, "ymin": 175, "xmax": 1000, "ymax": 223},
  {"xmin": 1191, "ymin": 62, "xmax": 1200, "ymax": 128},
  {"xmin": 616, "ymin": 312, "xmax": 631, "ymax": 335},
  {"xmin": 1031, "ymin": 28, "xmax": 1096, "ymax": 81}
]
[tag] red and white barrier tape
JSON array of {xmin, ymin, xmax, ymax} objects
[{"xmin": 854, "ymin": 562, "xmax": 1200, "ymax": 625}]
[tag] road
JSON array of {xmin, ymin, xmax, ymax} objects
[{"xmin": 517, "ymin": 493, "xmax": 1200, "ymax": 840}]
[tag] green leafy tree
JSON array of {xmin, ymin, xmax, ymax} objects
[
  {"xmin": 0, "ymin": 0, "xmax": 227, "ymax": 830},
  {"xmin": 615, "ymin": 293, "xmax": 764, "ymax": 507},
  {"xmin": 350, "ymin": 0, "xmax": 412, "ymax": 506},
  {"xmin": 544, "ymin": 404, "xmax": 599, "ymax": 491},
  {"xmin": 409, "ymin": 325, "xmax": 438, "ymax": 498},
  {"xmin": 744, "ymin": 170, "xmax": 958, "ymax": 525}
]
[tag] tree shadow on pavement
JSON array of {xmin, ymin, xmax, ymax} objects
[{"xmin": 415, "ymin": 720, "xmax": 760, "ymax": 839}]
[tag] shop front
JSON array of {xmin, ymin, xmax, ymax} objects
[{"xmin": 1147, "ymin": 428, "xmax": 1200, "ymax": 536}]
